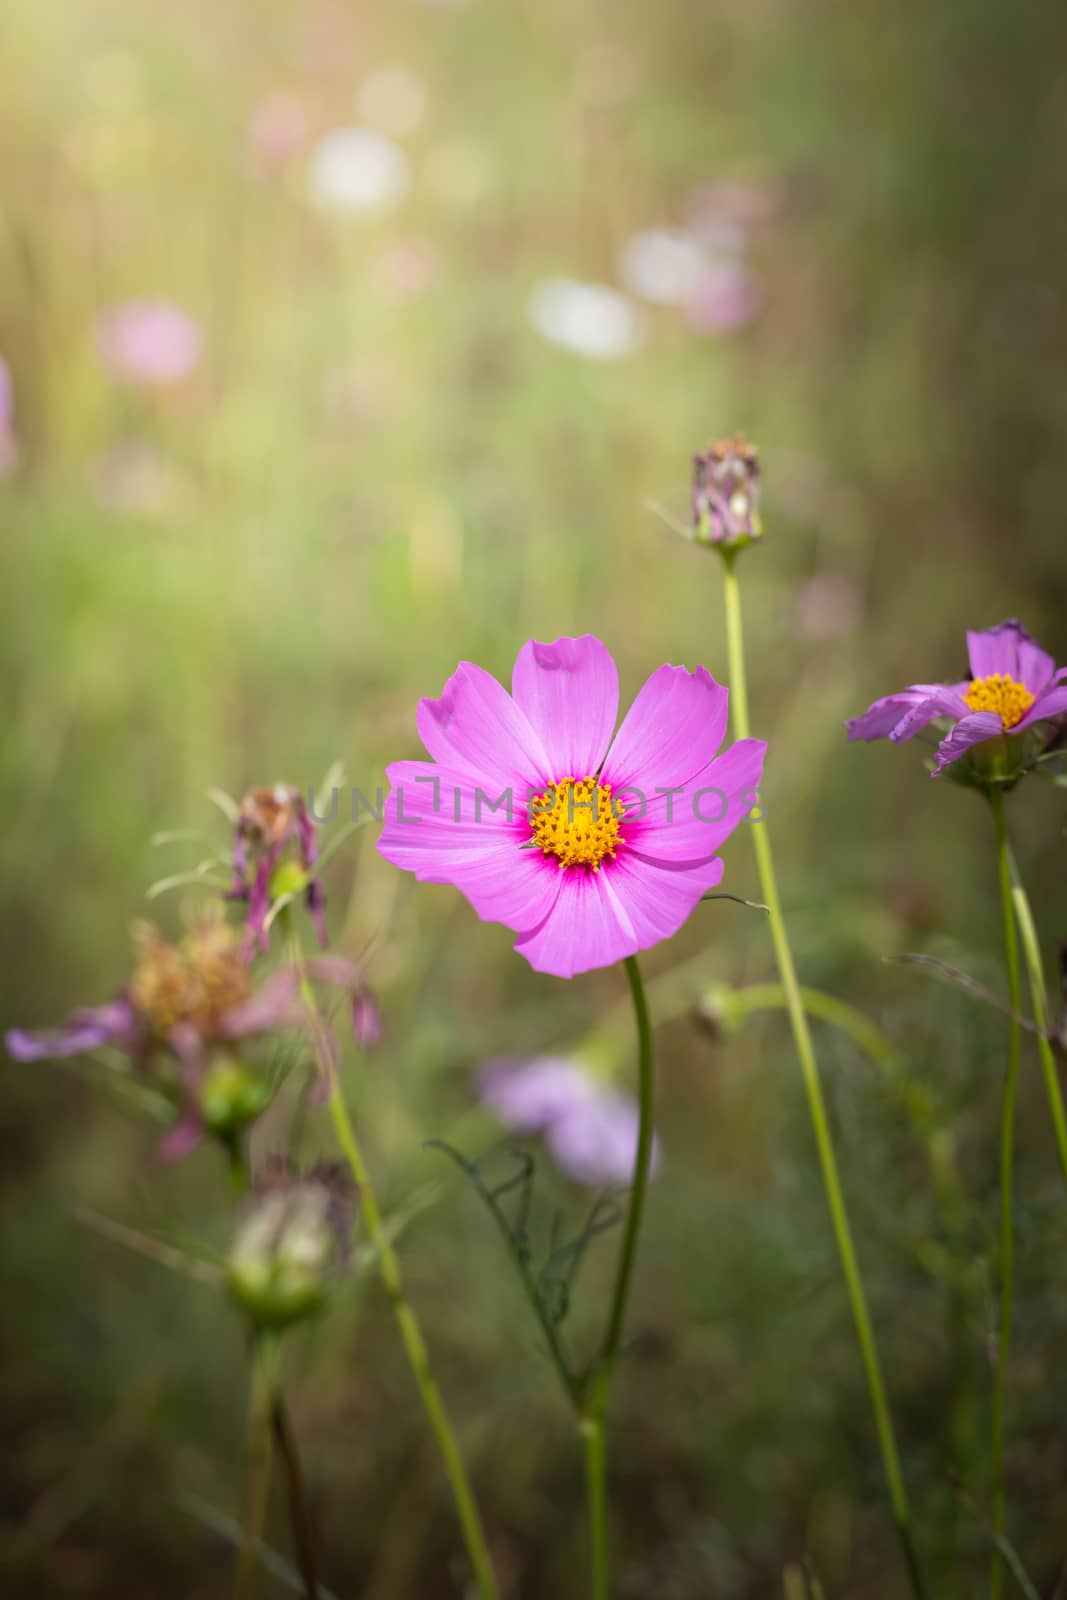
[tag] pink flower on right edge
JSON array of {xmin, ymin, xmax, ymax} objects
[{"xmin": 846, "ymin": 619, "xmax": 1067, "ymax": 777}]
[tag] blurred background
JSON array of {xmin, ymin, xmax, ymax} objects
[{"xmin": 3, "ymin": 0, "xmax": 1067, "ymax": 1594}]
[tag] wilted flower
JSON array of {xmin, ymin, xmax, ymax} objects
[
  {"xmin": 527, "ymin": 279, "xmax": 644, "ymax": 361},
  {"xmin": 308, "ymin": 127, "xmax": 410, "ymax": 216},
  {"xmin": 228, "ymin": 1156, "xmax": 356, "ymax": 1329},
  {"xmin": 0, "ymin": 356, "xmax": 17, "ymax": 474},
  {"xmin": 481, "ymin": 1057, "xmax": 661, "ymax": 1186},
  {"xmin": 691, "ymin": 434, "xmax": 762, "ymax": 548},
  {"xmin": 377, "ymin": 634, "xmax": 765, "ymax": 978},
  {"xmin": 846, "ymin": 619, "xmax": 1067, "ymax": 780},
  {"xmin": 228, "ymin": 784, "xmax": 327, "ymax": 954},
  {"xmin": 96, "ymin": 300, "xmax": 203, "ymax": 387},
  {"xmin": 5, "ymin": 923, "xmax": 372, "ymax": 1159}
]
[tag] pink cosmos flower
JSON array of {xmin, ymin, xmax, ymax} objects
[
  {"xmin": 376, "ymin": 635, "xmax": 766, "ymax": 978},
  {"xmin": 481, "ymin": 1056, "xmax": 662, "ymax": 1187},
  {"xmin": 96, "ymin": 300, "xmax": 203, "ymax": 387},
  {"xmin": 846, "ymin": 619, "xmax": 1067, "ymax": 777}
]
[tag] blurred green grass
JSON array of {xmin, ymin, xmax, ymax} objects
[{"xmin": 2, "ymin": 0, "xmax": 1067, "ymax": 1595}]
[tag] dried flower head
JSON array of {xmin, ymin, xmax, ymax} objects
[{"xmin": 229, "ymin": 784, "xmax": 327, "ymax": 954}]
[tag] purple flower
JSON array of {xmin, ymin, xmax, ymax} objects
[
  {"xmin": 0, "ymin": 356, "xmax": 17, "ymax": 473},
  {"xmin": 376, "ymin": 635, "xmax": 765, "ymax": 979},
  {"xmin": 846, "ymin": 619, "xmax": 1067, "ymax": 778},
  {"xmin": 228, "ymin": 785, "xmax": 328, "ymax": 955},
  {"xmin": 691, "ymin": 434, "xmax": 762, "ymax": 547},
  {"xmin": 96, "ymin": 301, "xmax": 203, "ymax": 387},
  {"xmin": 480, "ymin": 1057, "xmax": 661, "ymax": 1187}
]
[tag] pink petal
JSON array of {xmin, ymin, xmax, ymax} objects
[
  {"xmin": 930, "ymin": 711, "xmax": 1003, "ymax": 775},
  {"xmin": 603, "ymin": 664, "xmax": 729, "ymax": 794},
  {"xmin": 602, "ymin": 852, "xmax": 724, "ymax": 953},
  {"xmin": 624, "ymin": 738, "xmax": 765, "ymax": 866},
  {"xmin": 513, "ymin": 870, "xmax": 640, "ymax": 978},
  {"xmin": 1017, "ymin": 683, "xmax": 1067, "ymax": 730},
  {"xmin": 416, "ymin": 662, "xmax": 551, "ymax": 793},
  {"xmin": 447, "ymin": 844, "xmax": 564, "ymax": 932},
  {"xmin": 511, "ymin": 635, "xmax": 618, "ymax": 780},
  {"xmin": 378, "ymin": 759, "xmax": 527, "ymax": 866},
  {"xmin": 966, "ymin": 619, "xmax": 1052, "ymax": 689},
  {"xmin": 888, "ymin": 686, "xmax": 970, "ymax": 742}
]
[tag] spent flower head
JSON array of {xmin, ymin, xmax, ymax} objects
[
  {"xmin": 228, "ymin": 783, "xmax": 328, "ymax": 955},
  {"xmin": 5, "ymin": 921, "xmax": 372, "ymax": 1160}
]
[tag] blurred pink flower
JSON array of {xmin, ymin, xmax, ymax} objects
[
  {"xmin": 248, "ymin": 90, "xmax": 310, "ymax": 175},
  {"xmin": 480, "ymin": 1057, "xmax": 662, "ymax": 1187},
  {"xmin": 96, "ymin": 300, "xmax": 203, "ymax": 387},
  {"xmin": 0, "ymin": 356, "xmax": 16, "ymax": 473},
  {"xmin": 683, "ymin": 263, "xmax": 760, "ymax": 333},
  {"xmin": 376, "ymin": 239, "xmax": 441, "ymax": 300}
]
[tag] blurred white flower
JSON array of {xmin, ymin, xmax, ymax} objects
[
  {"xmin": 308, "ymin": 127, "xmax": 410, "ymax": 217},
  {"xmin": 528, "ymin": 278, "xmax": 644, "ymax": 361},
  {"xmin": 356, "ymin": 67, "xmax": 428, "ymax": 137},
  {"xmin": 619, "ymin": 227, "xmax": 706, "ymax": 306}
]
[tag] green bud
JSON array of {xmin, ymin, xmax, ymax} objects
[
  {"xmin": 228, "ymin": 1165, "xmax": 353, "ymax": 1331},
  {"xmin": 200, "ymin": 1056, "xmax": 273, "ymax": 1136}
]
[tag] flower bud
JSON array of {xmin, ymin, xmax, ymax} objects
[
  {"xmin": 228, "ymin": 1161, "xmax": 355, "ymax": 1330},
  {"xmin": 199, "ymin": 1055, "xmax": 273, "ymax": 1136},
  {"xmin": 691, "ymin": 434, "xmax": 762, "ymax": 550}
]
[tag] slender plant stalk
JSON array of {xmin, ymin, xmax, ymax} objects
[
  {"xmin": 1008, "ymin": 848, "xmax": 1067, "ymax": 1188},
  {"xmin": 580, "ymin": 954, "xmax": 656, "ymax": 1600},
  {"xmin": 235, "ymin": 1334, "xmax": 276, "ymax": 1600},
  {"xmin": 289, "ymin": 936, "xmax": 500, "ymax": 1600},
  {"xmin": 988, "ymin": 788, "xmax": 1022, "ymax": 1600},
  {"xmin": 270, "ymin": 1387, "xmax": 320, "ymax": 1600},
  {"xmin": 720, "ymin": 552, "xmax": 925, "ymax": 1597}
]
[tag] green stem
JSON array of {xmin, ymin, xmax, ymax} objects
[
  {"xmin": 289, "ymin": 938, "xmax": 499, "ymax": 1600},
  {"xmin": 1007, "ymin": 850, "xmax": 1067, "ymax": 1190},
  {"xmin": 989, "ymin": 789, "xmax": 1022, "ymax": 1600},
  {"xmin": 270, "ymin": 1386, "xmax": 320, "ymax": 1600},
  {"xmin": 580, "ymin": 954, "xmax": 656, "ymax": 1600},
  {"xmin": 720, "ymin": 553, "xmax": 925, "ymax": 1597},
  {"xmin": 234, "ymin": 1334, "xmax": 276, "ymax": 1600}
]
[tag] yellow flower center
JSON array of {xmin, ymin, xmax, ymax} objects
[
  {"xmin": 963, "ymin": 673, "xmax": 1035, "ymax": 730},
  {"xmin": 529, "ymin": 776, "xmax": 623, "ymax": 871}
]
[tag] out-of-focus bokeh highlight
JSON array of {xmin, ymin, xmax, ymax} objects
[{"xmin": 2, "ymin": 0, "xmax": 1067, "ymax": 1594}]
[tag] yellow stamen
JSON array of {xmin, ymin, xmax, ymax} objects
[
  {"xmin": 529, "ymin": 776, "xmax": 624, "ymax": 872},
  {"xmin": 963, "ymin": 673, "xmax": 1035, "ymax": 730}
]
